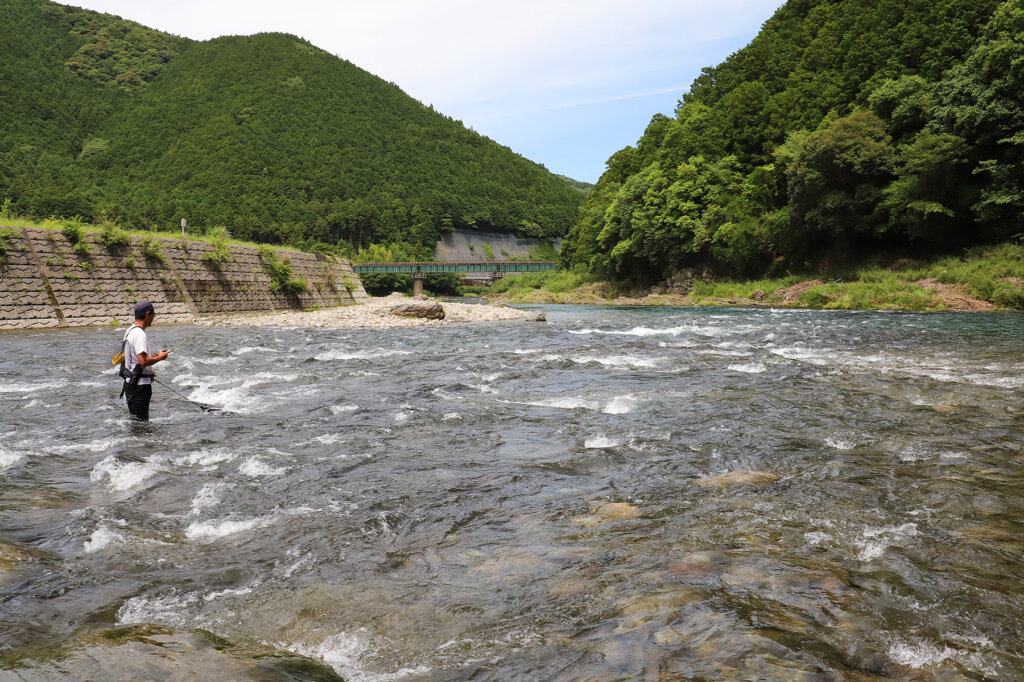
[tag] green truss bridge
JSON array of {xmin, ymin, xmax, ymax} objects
[{"xmin": 351, "ymin": 261, "xmax": 558, "ymax": 295}]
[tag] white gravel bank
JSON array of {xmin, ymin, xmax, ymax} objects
[{"xmin": 217, "ymin": 294, "xmax": 535, "ymax": 328}]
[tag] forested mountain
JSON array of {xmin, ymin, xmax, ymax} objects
[
  {"xmin": 0, "ymin": 0, "xmax": 583, "ymax": 247},
  {"xmin": 557, "ymin": 175, "xmax": 595, "ymax": 195},
  {"xmin": 561, "ymin": 0, "xmax": 1023, "ymax": 281}
]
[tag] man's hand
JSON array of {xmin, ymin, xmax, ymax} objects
[{"xmin": 138, "ymin": 350, "xmax": 170, "ymax": 367}]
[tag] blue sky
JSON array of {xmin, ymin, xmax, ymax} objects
[{"xmin": 65, "ymin": 0, "xmax": 786, "ymax": 183}]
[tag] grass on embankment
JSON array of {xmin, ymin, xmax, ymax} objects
[
  {"xmin": 485, "ymin": 243, "xmax": 1024, "ymax": 310},
  {"xmin": 0, "ymin": 215, "xmax": 303, "ymax": 253}
]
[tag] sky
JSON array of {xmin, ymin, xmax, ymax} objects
[{"xmin": 63, "ymin": 0, "xmax": 786, "ymax": 183}]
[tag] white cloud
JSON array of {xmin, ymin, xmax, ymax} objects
[{"xmin": 538, "ymin": 85, "xmax": 695, "ymax": 113}]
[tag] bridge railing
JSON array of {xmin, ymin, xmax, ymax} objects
[{"xmin": 351, "ymin": 261, "xmax": 558, "ymax": 274}]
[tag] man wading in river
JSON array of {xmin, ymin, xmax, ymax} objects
[{"xmin": 120, "ymin": 301, "xmax": 169, "ymax": 421}]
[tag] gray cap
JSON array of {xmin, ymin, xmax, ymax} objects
[{"xmin": 133, "ymin": 300, "xmax": 156, "ymax": 315}]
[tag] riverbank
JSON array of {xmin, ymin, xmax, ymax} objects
[
  {"xmin": 218, "ymin": 293, "xmax": 538, "ymax": 328},
  {"xmin": 484, "ymin": 278, "xmax": 1000, "ymax": 311},
  {"xmin": 484, "ymin": 243, "xmax": 1024, "ymax": 311}
]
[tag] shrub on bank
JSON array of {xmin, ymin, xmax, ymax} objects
[
  {"xmin": 138, "ymin": 236, "xmax": 168, "ymax": 266},
  {"xmin": 490, "ymin": 269, "xmax": 592, "ymax": 296},
  {"xmin": 0, "ymin": 227, "xmax": 21, "ymax": 263},
  {"xmin": 97, "ymin": 221, "xmax": 131, "ymax": 249},
  {"xmin": 795, "ymin": 281, "xmax": 944, "ymax": 310},
  {"xmin": 200, "ymin": 226, "xmax": 232, "ymax": 270},
  {"xmin": 60, "ymin": 218, "xmax": 93, "ymax": 257},
  {"xmin": 690, "ymin": 276, "xmax": 802, "ymax": 300},
  {"xmin": 258, "ymin": 245, "xmax": 307, "ymax": 294}
]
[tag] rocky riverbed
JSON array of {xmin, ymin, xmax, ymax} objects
[
  {"xmin": 218, "ymin": 294, "xmax": 539, "ymax": 328},
  {"xmin": 3, "ymin": 306, "xmax": 1023, "ymax": 679}
]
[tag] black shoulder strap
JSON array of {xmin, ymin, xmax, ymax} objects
[{"xmin": 119, "ymin": 326, "xmax": 142, "ymax": 379}]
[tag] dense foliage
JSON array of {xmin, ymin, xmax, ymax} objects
[
  {"xmin": 561, "ymin": 0, "xmax": 1023, "ymax": 281},
  {"xmin": 0, "ymin": 0, "xmax": 583, "ymax": 249}
]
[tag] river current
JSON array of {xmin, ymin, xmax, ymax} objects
[{"xmin": 1, "ymin": 305, "xmax": 1023, "ymax": 680}]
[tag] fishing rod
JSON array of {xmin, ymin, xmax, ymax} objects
[
  {"xmin": 111, "ymin": 316, "xmax": 227, "ymax": 366},
  {"xmin": 165, "ymin": 317, "xmax": 229, "ymax": 354},
  {"xmin": 107, "ymin": 317, "xmax": 229, "ymax": 413},
  {"xmin": 152, "ymin": 376, "xmax": 221, "ymax": 413},
  {"xmin": 154, "ymin": 317, "xmax": 230, "ymax": 412}
]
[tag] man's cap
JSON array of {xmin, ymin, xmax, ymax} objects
[{"xmin": 133, "ymin": 301, "xmax": 156, "ymax": 315}]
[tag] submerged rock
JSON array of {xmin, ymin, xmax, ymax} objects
[
  {"xmin": 0, "ymin": 539, "xmax": 46, "ymax": 588},
  {"xmin": 571, "ymin": 502, "xmax": 642, "ymax": 527},
  {"xmin": 525, "ymin": 311, "xmax": 547, "ymax": 322},
  {"xmin": 0, "ymin": 540, "xmax": 39, "ymax": 570},
  {"xmin": 696, "ymin": 470, "xmax": 780, "ymax": 490},
  {"xmin": 571, "ymin": 514, "xmax": 604, "ymax": 528},
  {"xmin": 548, "ymin": 578, "xmax": 591, "ymax": 597},
  {"xmin": 389, "ymin": 302, "xmax": 445, "ymax": 320},
  {"xmin": 2, "ymin": 625, "xmax": 343, "ymax": 681},
  {"xmin": 472, "ymin": 548, "xmax": 543, "ymax": 584},
  {"xmin": 615, "ymin": 588, "xmax": 702, "ymax": 633},
  {"xmin": 665, "ymin": 551, "xmax": 722, "ymax": 578},
  {"xmin": 597, "ymin": 502, "xmax": 641, "ymax": 519}
]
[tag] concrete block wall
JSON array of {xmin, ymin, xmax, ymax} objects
[
  {"xmin": 0, "ymin": 229, "xmax": 60, "ymax": 330},
  {"xmin": 0, "ymin": 226, "xmax": 366, "ymax": 330}
]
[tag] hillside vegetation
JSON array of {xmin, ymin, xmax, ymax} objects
[
  {"xmin": 560, "ymin": 0, "xmax": 1024, "ymax": 286},
  {"xmin": 0, "ymin": 0, "xmax": 583, "ymax": 249}
]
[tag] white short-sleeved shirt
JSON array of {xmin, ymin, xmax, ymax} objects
[{"xmin": 123, "ymin": 325, "xmax": 152, "ymax": 385}]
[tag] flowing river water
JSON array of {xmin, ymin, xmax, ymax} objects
[{"xmin": 1, "ymin": 305, "xmax": 1023, "ymax": 680}]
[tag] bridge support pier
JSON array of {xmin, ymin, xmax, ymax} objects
[{"xmin": 412, "ymin": 272, "xmax": 424, "ymax": 297}]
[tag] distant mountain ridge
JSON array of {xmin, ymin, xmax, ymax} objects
[
  {"xmin": 0, "ymin": 0, "xmax": 583, "ymax": 247},
  {"xmin": 556, "ymin": 175, "xmax": 595, "ymax": 195}
]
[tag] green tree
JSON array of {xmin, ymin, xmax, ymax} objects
[
  {"xmin": 786, "ymin": 111, "xmax": 896, "ymax": 251},
  {"xmin": 933, "ymin": 0, "xmax": 1024, "ymax": 230},
  {"xmin": 868, "ymin": 75, "xmax": 934, "ymax": 141},
  {"xmin": 880, "ymin": 130, "xmax": 971, "ymax": 243}
]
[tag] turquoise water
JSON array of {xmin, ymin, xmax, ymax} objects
[{"xmin": 1, "ymin": 306, "xmax": 1023, "ymax": 679}]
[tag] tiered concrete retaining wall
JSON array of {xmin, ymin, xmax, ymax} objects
[
  {"xmin": 434, "ymin": 229, "xmax": 562, "ymax": 261},
  {"xmin": 0, "ymin": 227, "xmax": 366, "ymax": 330}
]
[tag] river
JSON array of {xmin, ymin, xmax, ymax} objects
[{"xmin": 1, "ymin": 305, "xmax": 1023, "ymax": 680}]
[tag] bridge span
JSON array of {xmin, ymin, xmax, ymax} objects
[{"xmin": 351, "ymin": 261, "xmax": 557, "ymax": 296}]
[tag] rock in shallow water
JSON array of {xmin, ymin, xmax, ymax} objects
[
  {"xmin": 0, "ymin": 539, "xmax": 39, "ymax": 569},
  {"xmin": 597, "ymin": 502, "xmax": 641, "ymax": 518},
  {"xmin": 389, "ymin": 302, "xmax": 445, "ymax": 320},
  {"xmin": 696, "ymin": 470, "xmax": 780, "ymax": 490},
  {"xmin": 0, "ymin": 539, "xmax": 46, "ymax": 589},
  {"xmin": 614, "ymin": 588, "xmax": 702, "ymax": 633},
  {"xmin": 3, "ymin": 624, "xmax": 343, "ymax": 681},
  {"xmin": 571, "ymin": 502, "xmax": 642, "ymax": 527}
]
